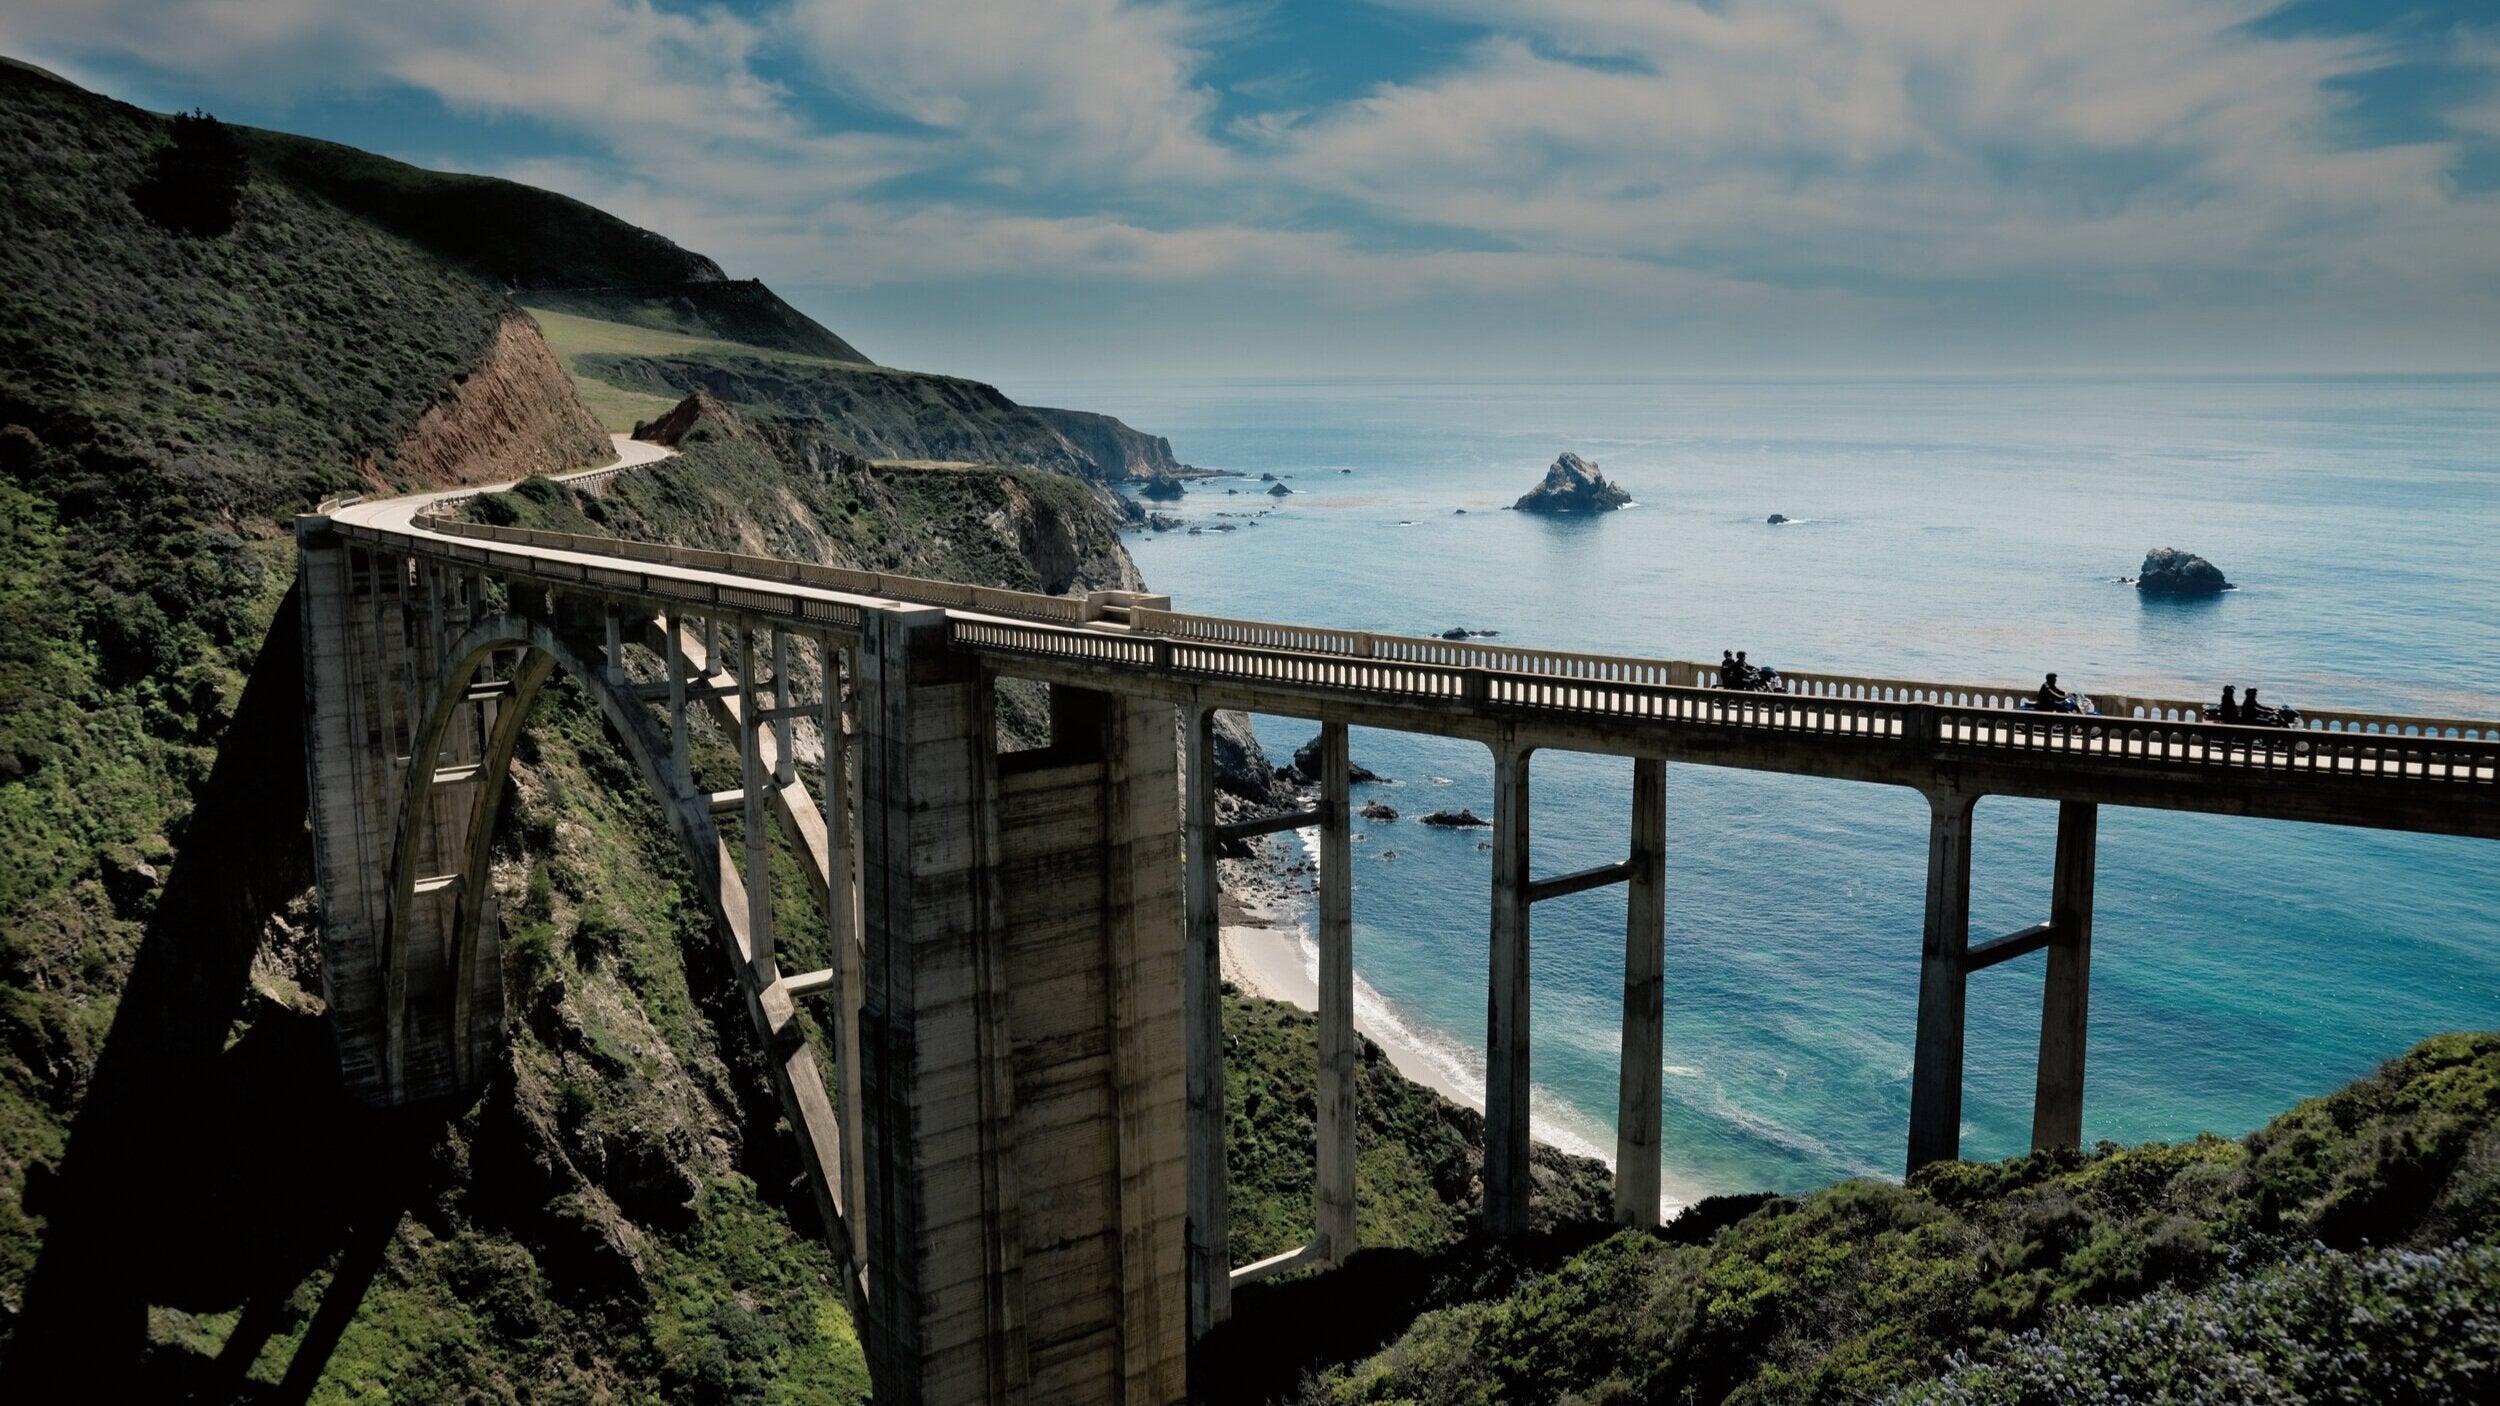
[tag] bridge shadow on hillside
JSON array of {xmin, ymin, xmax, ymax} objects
[{"xmin": 3, "ymin": 585, "xmax": 452, "ymax": 1402}]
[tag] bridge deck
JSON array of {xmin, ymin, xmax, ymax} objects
[{"xmin": 320, "ymin": 497, "xmax": 2500, "ymax": 840}]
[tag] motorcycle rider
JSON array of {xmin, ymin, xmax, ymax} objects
[
  {"xmin": 2034, "ymin": 672, "xmax": 2066, "ymax": 711},
  {"xmin": 2217, "ymin": 685, "xmax": 2241, "ymax": 723},
  {"xmin": 2243, "ymin": 686, "xmax": 2265, "ymax": 725},
  {"xmin": 1721, "ymin": 650, "xmax": 1739, "ymax": 685},
  {"xmin": 1735, "ymin": 650, "xmax": 1756, "ymax": 688}
]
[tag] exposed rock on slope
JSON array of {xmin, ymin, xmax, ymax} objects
[
  {"xmin": 2137, "ymin": 546, "xmax": 2234, "ymax": 594},
  {"xmin": 1513, "ymin": 452, "xmax": 1633, "ymax": 513},
  {"xmin": 365, "ymin": 315, "xmax": 610, "ymax": 490},
  {"xmin": 630, "ymin": 387, "xmax": 751, "ymax": 448}
]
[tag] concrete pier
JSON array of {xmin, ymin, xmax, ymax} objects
[
  {"xmin": 857, "ymin": 607, "xmax": 1188, "ymax": 1403},
  {"xmin": 1484, "ymin": 739, "xmax": 1535, "ymax": 1235},
  {"xmin": 1907, "ymin": 791, "xmax": 1977, "ymax": 1172},
  {"xmin": 1614, "ymin": 757, "xmax": 1666, "ymax": 1228},
  {"xmin": 1315, "ymin": 722, "xmax": 1356, "ymax": 1262},
  {"xmin": 2032, "ymin": 801, "xmax": 2098, "ymax": 1152},
  {"xmin": 1181, "ymin": 709, "xmax": 1230, "ymax": 1338}
]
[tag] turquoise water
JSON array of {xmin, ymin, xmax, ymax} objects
[{"xmin": 1021, "ymin": 375, "xmax": 2500, "ymax": 1202}]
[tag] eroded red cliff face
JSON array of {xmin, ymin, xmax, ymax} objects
[{"xmin": 361, "ymin": 315, "xmax": 610, "ymax": 491}]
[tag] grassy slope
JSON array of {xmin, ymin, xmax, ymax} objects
[
  {"xmin": 235, "ymin": 126, "xmax": 871, "ymax": 363},
  {"xmin": 0, "ymin": 57, "xmax": 517, "ymax": 1326},
  {"xmin": 1224, "ymin": 993, "xmax": 1614, "ymax": 1267},
  {"xmin": 0, "ymin": 62, "xmax": 864, "ymax": 1399},
  {"xmin": 536, "ymin": 307, "xmax": 1185, "ymax": 487},
  {"xmin": 1287, "ymin": 1032, "xmax": 2500, "ymax": 1405}
]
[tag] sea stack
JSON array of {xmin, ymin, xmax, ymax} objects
[
  {"xmin": 1512, "ymin": 452, "xmax": 1632, "ymax": 513},
  {"xmin": 2136, "ymin": 547, "xmax": 2233, "ymax": 595}
]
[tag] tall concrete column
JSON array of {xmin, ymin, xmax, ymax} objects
[
  {"xmin": 1315, "ymin": 721, "xmax": 1357, "ymax": 1261},
  {"xmin": 739, "ymin": 625, "xmax": 775, "ymax": 979},
  {"xmin": 773, "ymin": 628, "xmax": 796, "ymax": 789},
  {"xmin": 1484, "ymin": 739, "xmax": 1534, "ymax": 1235},
  {"xmin": 1180, "ymin": 708, "xmax": 1231, "ymax": 1335},
  {"xmin": 822, "ymin": 637, "xmax": 869, "ymax": 1275},
  {"xmin": 856, "ymin": 604, "xmax": 1027, "ymax": 1405},
  {"xmin": 665, "ymin": 610, "xmax": 691, "ymax": 800},
  {"xmin": 2032, "ymin": 801, "xmax": 2098, "ymax": 1152},
  {"xmin": 1614, "ymin": 757, "xmax": 1666, "ymax": 1228},
  {"xmin": 1098, "ymin": 690, "xmax": 1190, "ymax": 1402},
  {"xmin": 603, "ymin": 602, "xmax": 625, "ymax": 686},
  {"xmin": 1907, "ymin": 790, "xmax": 1978, "ymax": 1173}
]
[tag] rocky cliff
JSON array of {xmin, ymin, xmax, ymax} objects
[{"xmin": 1030, "ymin": 404, "xmax": 1196, "ymax": 483}]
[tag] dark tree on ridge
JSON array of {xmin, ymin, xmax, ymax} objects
[{"xmin": 133, "ymin": 109, "xmax": 250, "ymax": 237}]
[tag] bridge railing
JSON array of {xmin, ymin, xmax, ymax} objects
[
  {"xmin": 1129, "ymin": 607, "xmax": 1694, "ymax": 686},
  {"xmin": 1931, "ymin": 708, "xmax": 2499, "ymax": 783},
  {"xmin": 377, "ymin": 512, "xmax": 2496, "ymax": 752},
  {"xmin": 960, "ymin": 616, "xmax": 2496, "ymax": 786}
]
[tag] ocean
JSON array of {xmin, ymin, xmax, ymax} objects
[{"xmin": 1013, "ymin": 374, "xmax": 2500, "ymax": 1204}]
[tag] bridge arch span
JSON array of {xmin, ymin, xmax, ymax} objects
[{"xmin": 379, "ymin": 614, "xmax": 690, "ymax": 1102}]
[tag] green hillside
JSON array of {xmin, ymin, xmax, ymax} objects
[
  {"xmin": 0, "ymin": 57, "xmax": 1529, "ymax": 1397},
  {"xmin": 1206, "ymin": 1031, "xmax": 2500, "ymax": 1405},
  {"xmin": 237, "ymin": 125, "xmax": 873, "ymax": 363}
]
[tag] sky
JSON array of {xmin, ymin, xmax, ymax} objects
[{"xmin": 6, "ymin": 0, "xmax": 2499, "ymax": 382}]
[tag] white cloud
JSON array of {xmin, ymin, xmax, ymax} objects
[
  {"xmin": 2, "ymin": 0, "xmax": 2494, "ymax": 371},
  {"xmin": 782, "ymin": 0, "xmax": 1234, "ymax": 184}
]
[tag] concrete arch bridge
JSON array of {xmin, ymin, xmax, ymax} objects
[{"xmin": 298, "ymin": 460, "xmax": 2497, "ymax": 1404}]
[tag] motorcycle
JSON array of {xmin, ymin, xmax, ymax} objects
[
  {"xmin": 1719, "ymin": 663, "xmax": 1788, "ymax": 694},
  {"xmin": 2015, "ymin": 691, "xmax": 2099, "ymax": 716},
  {"xmin": 2201, "ymin": 702, "xmax": 2303, "ymax": 729}
]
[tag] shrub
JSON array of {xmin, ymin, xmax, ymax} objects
[{"xmin": 130, "ymin": 110, "xmax": 249, "ymax": 237}]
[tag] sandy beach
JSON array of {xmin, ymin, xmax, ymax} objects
[
  {"xmin": 1218, "ymin": 916, "xmax": 1491, "ymax": 1112},
  {"xmin": 1216, "ymin": 862, "xmax": 1489, "ymax": 1115}
]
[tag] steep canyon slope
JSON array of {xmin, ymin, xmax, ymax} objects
[{"xmin": 0, "ymin": 58, "xmax": 1578, "ymax": 1400}]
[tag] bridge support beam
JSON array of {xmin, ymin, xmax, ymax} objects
[
  {"xmin": 1614, "ymin": 757, "xmax": 1666, "ymax": 1228},
  {"xmin": 2031, "ymin": 801, "xmax": 2097, "ymax": 1153},
  {"xmin": 739, "ymin": 625, "xmax": 776, "ymax": 981},
  {"xmin": 1316, "ymin": 721, "xmax": 1357, "ymax": 1263},
  {"xmin": 1907, "ymin": 790, "xmax": 1977, "ymax": 1173},
  {"xmin": 1182, "ymin": 708, "xmax": 1230, "ymax": 1337},
  {"xmin": 1484, "ymin": 738, "xmax": 1534, "ymax": 1235},
  {"xmin": 822, "ymin": 638, "xmax": 870, "ymax": 1278}
]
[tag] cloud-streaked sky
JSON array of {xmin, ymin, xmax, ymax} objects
[{"xmin": 8, "ymin": 1, "xmax": 2497, "ymax": 380}]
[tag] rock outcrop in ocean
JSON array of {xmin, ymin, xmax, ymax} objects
[
  {"xmin": 1282, "ymin": 733, "xmax": 1383, "ymax": 785},
  {"xmin": 2136, "ymin": 547, "xmax": 2233, "ymax": 595},
  {"xmin": 1512, "ymin": 452, "xmax": 1632, "ymax": 513}
]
